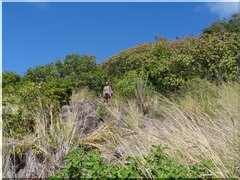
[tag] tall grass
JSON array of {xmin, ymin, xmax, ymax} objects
[
  {"xmin": 90, "ymin": 81, "xmax": 240, "ymax": 178},
  {"xmin": 3, "ymin": 82, "xmax": 239, "ymax": 178},
  {"xmin": 2, "ymin": 89, "xmax": 97, "ymax": 178}
]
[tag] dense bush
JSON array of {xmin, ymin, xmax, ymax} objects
[
  {"xmin": 190, "ymin": 33, "xmax": 239, "ymax": 83},
  {"xmin": 114, "ymin": 71, "xmax": 141, "ymax": 98},
  {"xmin": 23, "ymin": 63, "xmax": 59, "ymax": 83},
  {"xmin": 203, "ymin": 14, "xmax": 240, "ymax": 34},
  {"xmin": 97, "ymin": 103, "xmax": 108, "ymax": 121},
  {"xmin": 51, "ymin": 146, "xmax": 214, "ymax": 179},
  {"xmin": 3, "ymin": 82, "xmax": 38, "ymax": 138},
  {"xmin": 2, "ymin": 71, "xmax": 21, "ymax": 87},
  {"xmin": 3, "ymin": 79, "xmax": 74, "ymax": 138},
  {"xmin": 42, "ymin": 78, "xmax": 75, "ymax": 106},
  {"xmin": 144, "ymin": 53, "xmax": 196, "ymax": 93},
  {"xmin": 101, "ymin": 43, "xmax": 153, "ymax": 78},
  {"xmin": 101, "ymin": 14, "xmax": 240, "ymax": 93}
]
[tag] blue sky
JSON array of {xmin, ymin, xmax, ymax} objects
[{"xmin": 3, "ymin": 2, "xmax": 238, "ymax": 75}]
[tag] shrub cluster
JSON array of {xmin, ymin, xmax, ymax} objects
[{"xmin": 50, "ymin": 146, "xmax": 214, "ymax": 179}]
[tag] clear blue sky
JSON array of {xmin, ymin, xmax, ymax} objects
[{"xmin": 3, "ymin": 2, "xmax": 238, "ymax": 75}]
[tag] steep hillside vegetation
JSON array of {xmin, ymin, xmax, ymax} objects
[{"xmin": 2, "ymin": 14, "xmax": 240, "ymax": 178}]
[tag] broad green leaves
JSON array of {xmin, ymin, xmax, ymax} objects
[{"xmin": 51, "ymin": 146, "xmax": 214, "ymax": 179}]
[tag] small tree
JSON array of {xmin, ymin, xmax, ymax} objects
[{"xmin": 2, "ymin": 71, "xmax": 21, "ymax": 87}]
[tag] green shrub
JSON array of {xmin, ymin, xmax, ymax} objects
[
  {"xmin": 114, "ymin": 71, "xmax": 154, "ymax": 99},
  {"xmin": 97, "ymin": 103, "xmax": 108, "ymax": 121},
  {"xmin": 144, "ymin": 54, "xmax": 196, "ymax": 93},
  {"xmin": 3, "ymin": 80, "xmax": 72, "ymax": 138},
  {"xmin": 2, "ymin": 71, "xmax": 21, "ymax": 87},
  {"xmin": 101, "ymin": 43, "xmax": 152, "ymax": 78},
  {"xmin": 3, "ymin": 82, "xmax": 39, "ymax": 138},
  {"xmin": 3, "ymin": 109, "xmax": 33, "ymax": 139},
  {"xmin": 23, "ymin": 63, "xmax": 59, "ymax": 83},
  {"xmin": 50, "ymin": 145, "xmax": 214, "ymax": 179},
  {"xmin": 42, "ymin": 78, "xmax": 75, "ymax": 106},
  {"xmin": 203, "ymin": 14, "xmax": 240, "ymax": 34},
  {"xmin": 190, "ymin": 32, "xmax": 239, "ymax": 83}
]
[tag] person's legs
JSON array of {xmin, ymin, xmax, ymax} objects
[
  {"xmin": 106, "ymin": 94, "xmax": 112, "ymax": 106},
  {"xmin": 104, "ymin": 93, "xmax": 109, "ymax": 104},
  {"xmin": 106, "ymin": 94, "xmax": 110, "ymax": 104},
  {"xmin": 104, "ymin": 94, "xmax": 106, "ymax": 103}
]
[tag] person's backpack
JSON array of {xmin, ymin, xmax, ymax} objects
[{"xmin": 103, "ymin": 85, "xmax": 111, "ymax": 95}]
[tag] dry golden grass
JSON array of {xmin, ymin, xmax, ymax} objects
[
  {"xmin": 71, "ymin": 87, "xmax": 97, "ymax": 103},
  {"xmin": 89, "ymin": 82, "xmax": 240, "ymax": 178},
  {"xmin": 3, "ymin": 89, "xmax": 94, "ymax": 177},
  {"xmin": 3, "ymin": 83, "xmax": 239, "ymax": 178}
]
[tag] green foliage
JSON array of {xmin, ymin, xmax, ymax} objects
[
  {"xmin": 114, "ymin": 71, "xmax": 154, "ymax": 99},
  {"xmin": 60, "ymin": 54, "xmax": 97, "ymax": 78},
  {"xmin": 50, "ymin": 145, "xmax": 214, "ymax": 179},
  {"xmin": 79, "ymin": 67, "xmax": 107, "ymax": 93},
  {"xmin": 3, "ymin": 108, "xmax": 33, "ymax": 139},
  {"xmin": 2, "ymin": 71, "xmax": 21, "ymax": 87},
  {"xmin": 144, "ymin": 146, "xmax": 214, "ymax": 178},
  {"xmin": 150, "ymin": 38, "xmax": 173, "ymax": 59},
  {"xmin": 143, "ymin": 31, "xmax": 239, "ymax": 93},
  {"xmin": 23, "ymin": 63, "xmax": 59, "ymax": 83},
  {"xmin": 56, "ymin": 54, "xmax": 106, "ymax": 92},
  {"xmin": 56, "ymin": 54, "xmax": 96, "ymax": 82},
  {"xmin": 3, "ymin": 79, "xmax": 74, "ymax": 138},
  {"xmin": 100, "ymin": 15, "xmax": 239, "ymax": 95},
  {"xmin": 3, "ymin": 82, "xmax": 38, "ymax": 138},
  {"xmin": 22, "ymin": 54, "xmax": 106, "ymax": 92},
  {"xmin": 203, "ymin": 14, "xmax": 240, "ymax": 34},
  {"xmin": 114, "ymin": 71, "xmax": 139, "ymax": 98},
  {"xmin": 42, "ymin": 78, "xmax": 75, "ymax": 106},
  {"xmin": 101, "ymin": 43, "xmax": 152, "ymax": 78},
  {"xmin": 191, "ymin": 33, "xmax": 239, "ymax": 83},
  {"xmin": 16, "ymin": 81, "xmax": 60, "ymax": 112},
  {"xmin": 3, "ymin": 95, "xmax": 27, "ymax": 139},
  {"xmin": 145, "ymin": 54, "xmax": 196, "ymax": 93},
  {"xmin": 97, "ymin": 103, "xmax": 108, "ymax": 121}
]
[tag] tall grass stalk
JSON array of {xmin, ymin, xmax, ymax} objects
[
  {"xmin": 91, "ymin": 82, "xmax": 240, "ymax": 178},
  {"xmin": 2, "ymin": 89, "xmax": 95, "ymax": 178}
]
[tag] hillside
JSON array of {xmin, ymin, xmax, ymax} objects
[{"xmin": 2, "ymin": 14, "xmax": 240, "ymax": 178}]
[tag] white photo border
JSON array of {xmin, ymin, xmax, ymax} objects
[{"xmin": 0, "ymin": 0, "xmax": 239, "ymax": 179}]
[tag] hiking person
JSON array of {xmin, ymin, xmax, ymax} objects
[{"xmin": 103, "ymin": 81, "xmax": 113, "ymax": 105}]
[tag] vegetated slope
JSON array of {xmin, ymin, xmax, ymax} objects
[
  {"xmin": 102, "ymin": 29, "xmax": 239, "ymax": 95},
  {"xmin": 2, "ymin": 14, "xmax": 240, "ymax": 178}
]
